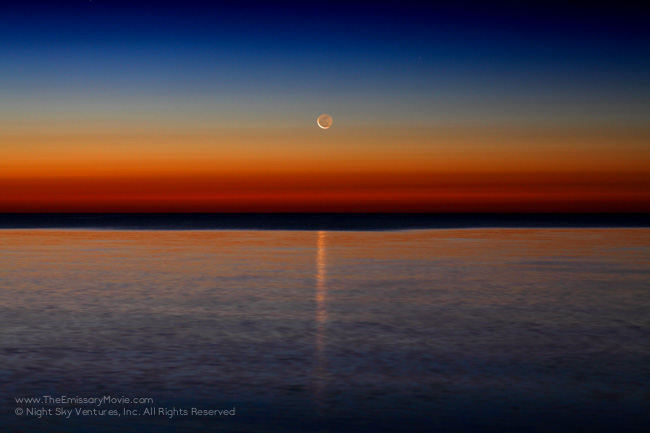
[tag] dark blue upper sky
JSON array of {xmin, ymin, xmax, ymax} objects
[{"xmin": 2, "ymin": 1, "xmax": 649, "ymax": 127}]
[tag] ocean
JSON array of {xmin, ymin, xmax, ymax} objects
[{"xmin": 1, "ymin": 220, "xmax": 649, "ymax": 432}]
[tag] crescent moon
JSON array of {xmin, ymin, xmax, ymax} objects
[{"xmin": 317, "ymin": 114, "xmax": 333, "ymax": 129}]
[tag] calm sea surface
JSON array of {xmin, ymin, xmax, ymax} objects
[{"xmin": 1, "ymin": 229, "xmax": 648, "ymax": 432}]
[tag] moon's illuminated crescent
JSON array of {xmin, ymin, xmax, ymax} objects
[{"xmin": 317, "ymin": 114, "xmax": 333, "ymax": 129}]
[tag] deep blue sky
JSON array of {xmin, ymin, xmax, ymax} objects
[{"xmin": 2, "ymin": 1, "xmax": 649, "ymax": 127}]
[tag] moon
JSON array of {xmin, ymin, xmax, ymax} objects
[{"xmin": 317, "ymin": 114, "xmax": 333, "ymax": 129}]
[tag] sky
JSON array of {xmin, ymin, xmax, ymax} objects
[{"xmin": 1, "ymin": 1, "xmax": 649, "ymax": 212}]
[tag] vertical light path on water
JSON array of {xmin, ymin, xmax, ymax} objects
[{"xmin": 314, "ymin": 231, "xmax": 328, "ymax": 410}]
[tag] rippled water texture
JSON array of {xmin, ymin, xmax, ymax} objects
[{"xmin": 1, "ymin": 229, "xmax": 649, "ymax": 432}]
